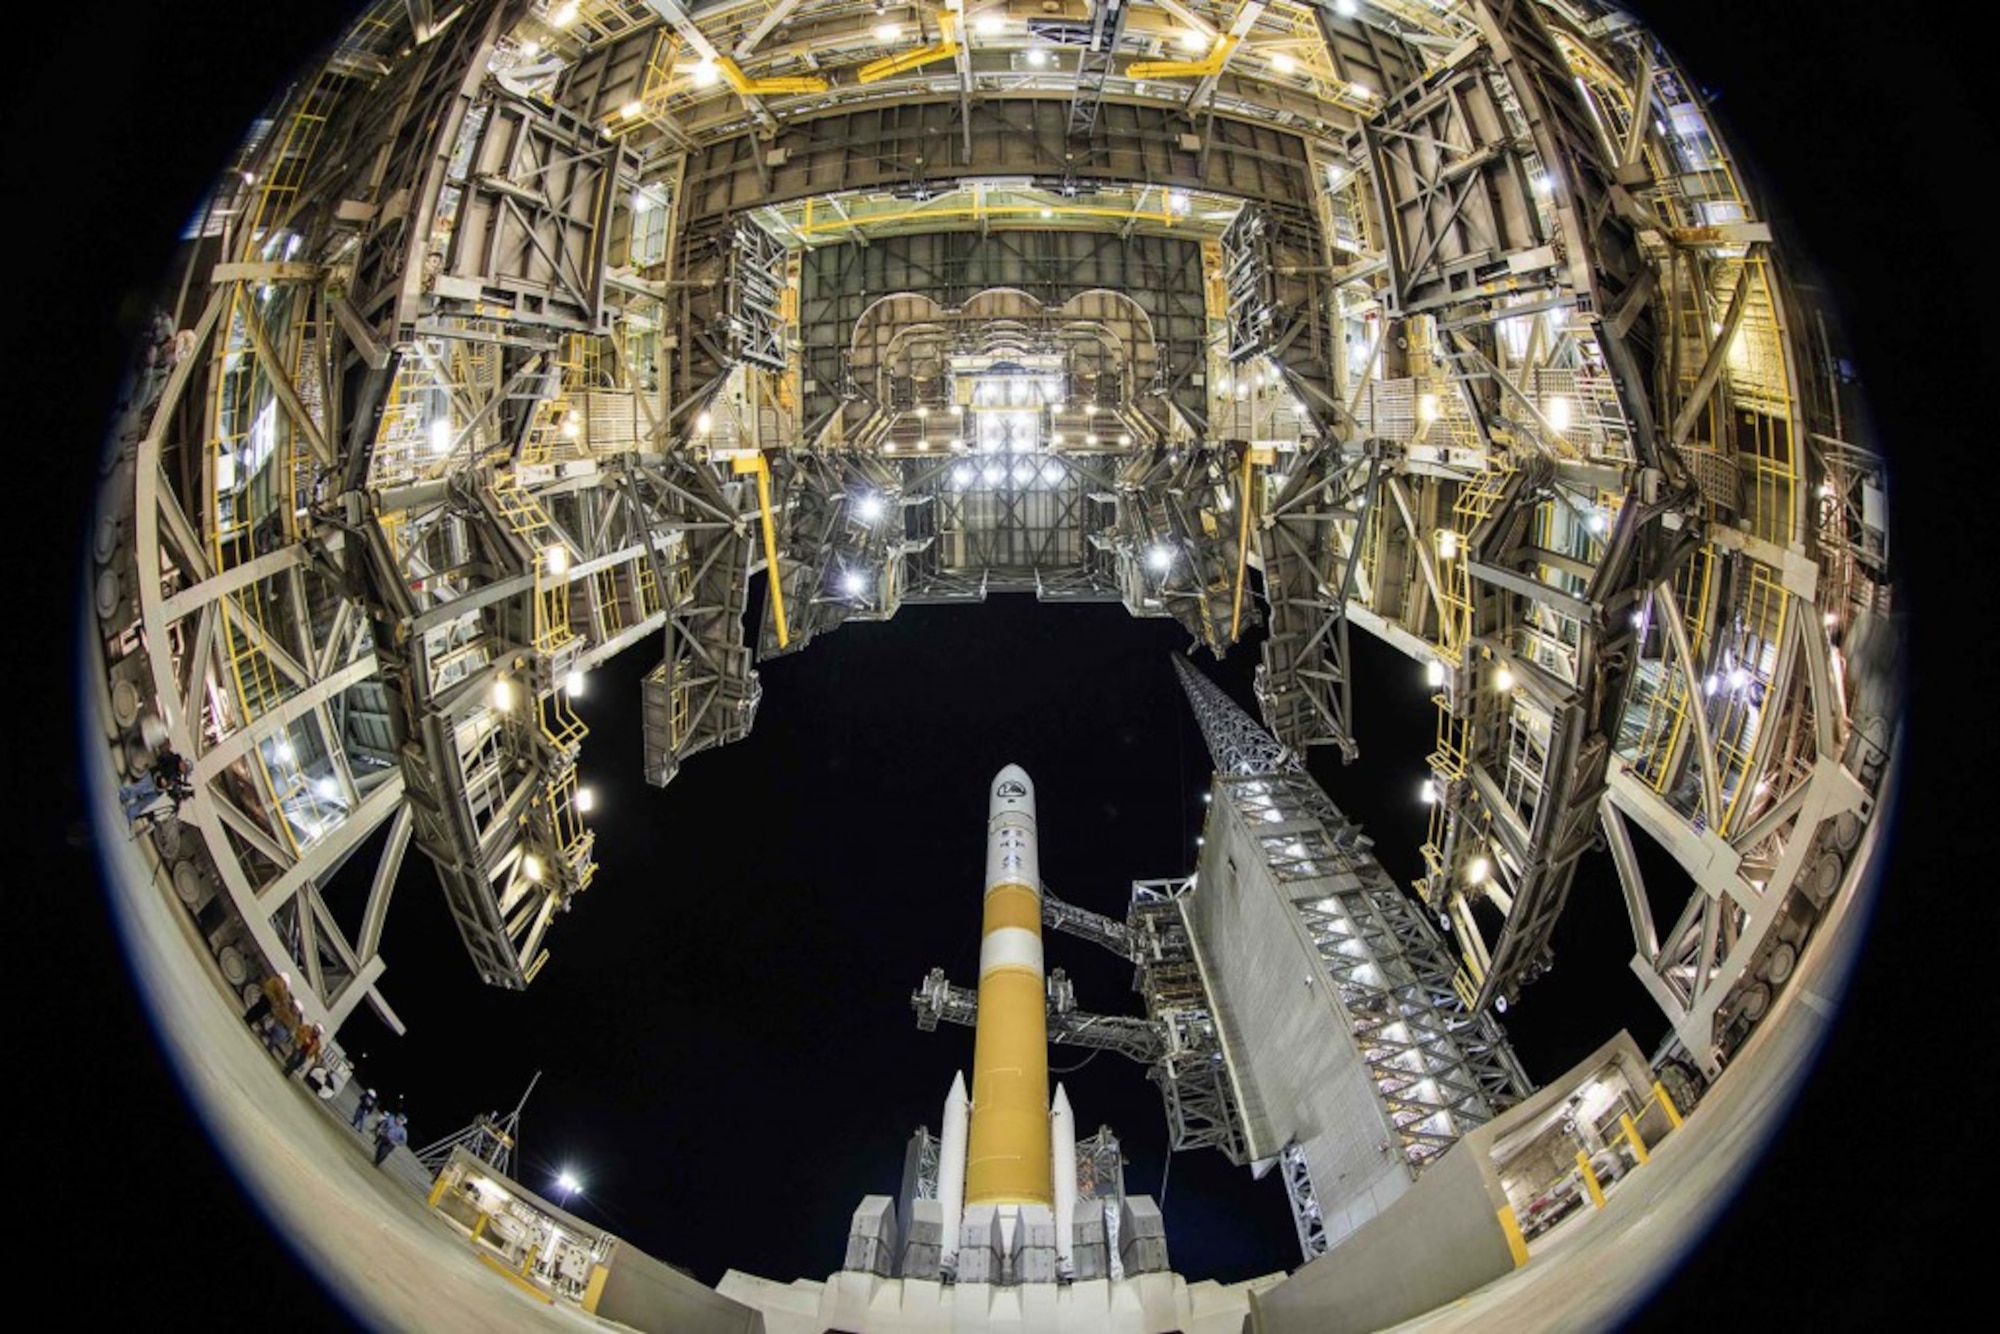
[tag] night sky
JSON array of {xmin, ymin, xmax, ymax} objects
[{"xmin": 24, "ymin": 1, "xmax": 1984, "ymax": 1330}]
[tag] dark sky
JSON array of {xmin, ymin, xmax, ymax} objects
[{"xmin": 24, "ymin": 1, "xmax": 1985, "ymax": 1329}]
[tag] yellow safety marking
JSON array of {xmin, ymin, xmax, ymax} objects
[
  {"xmin": 582, "ymin": 1264, "xmax": 609, "ymax": 1313},
  {"xmin": 1576, "ymin": 1151, "xmax": 1605, "ymax": 1209},
  {"xmin": 427, "ymin": 1174, "xmax": 450, "ymax": 1208},
  {"xmin": 476, "ymin": 1251, "xmax": 553, "ymax": 1303},
  {"xmin": 733, "ymin": 454, "xmax": 790, "ymax": 648},
  {"xmin": 1652, "ymin": 1080, "xmax": 1683, "ymax": 1129},
  {"xmin": 1621, "ymin": 1114, "xmax": 1649, "ymax": 1165},
  {"xmin": 1497, "ymin": 1206, "xmax": 1530, "ymax": 1269}
]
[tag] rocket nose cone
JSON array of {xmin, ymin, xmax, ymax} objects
[{"xmin": 992, "ymin": 764, "xmax": 1034, "ymax": 805}]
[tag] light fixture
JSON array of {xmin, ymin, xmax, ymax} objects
[
  {"xmin": 976, "ymin": 15, "xmax": 1002, "ymax": 37},
  {"xmin": 982, "ymin": 463, "xmax": 1005, "ymax": 484},
  {"xmin": 1823, "ymin": 609, "xmax": 1838, "ymax": 628},
  {"xmin": 1349, "ymin": 82, "xmax": 1373, "ymax": 100},
  {"xmin": 1179, "ymin": 29, "xmax": 1209, "ymax": 52},
  {"xmin": 1215, "ymin": 374, "xmax": 1231, "ymax": 395},
  {"xmin": 1027, "ymin": 48, "xmax": 1047, "ymax": 66},
  {"xmin": 856, "ymin": 492, "xmax": 885, "ymax": 523},
  {"xmin": 952, "ymin": 464, "xmax": 975, "ymax": 487},
  {"xmin": 1493, "ymin": 665, "xmax": 1515, "ymax": 692},
  {"xmin": 1704, "ymin": 673, "xmax": 1720, "ymax": 696},
  {"xmin": 562, "ymin": 669, "xmax": 586, "ymax": 698},
  {"xmin": 1084, "ymin": 432, "xmax": 1098, "ymax": 446},
  {"xmin": 1436, "ymin": 529, "xmax": 1459, "ymax": 561},
  {"xmin": 1426, "ymin": 659, "xmax": 1446, "ymax": 687},
  {"xmin": 521, "ymin": 39, "xmax": 541, "ymax": 57},
  {"xmin": 429, "ymin": 419, "xmax": 453, "ymax": 454},
  {"xmin": 1169, "ymin": 190, "xmax": 1190, "ymax": 213},
  {"xmin": 1270, "ymin": 52, "xmax": 1295, "ymax": 74},
  {"xmin": 949, "ymin": 402, "xmax": 964, "ymax": 415},
  {"xmin": 1118, "ymin": 433, "xmax": 1132, "ymax": 446},
  {"xmin": 314, "ymin": 777, "xmax": 340, "ymax": 801},
  {"xmin": 1418, "ymin": 392, "xmax": 1440, "ymax": 423},
  {"xmin": 1420, "ymin": 779, "xmax": 1438, "ymax": 805},
  {"xmin": 1040, "ymin": 206, "xmax": 1053, "ymax": 219},
  {"xmin": 1084, "ymin": 403, "xmax": 1097, "ymax": 416},
  {"xmin": 561, "ymin": 415, "xmax": 581, "ymax": 439},
  {"xmin": 1467, "ymin": 856, "xmax": 1490, "ymax": 884},
  {"xmin": 1532, "ymin": 171, "xmax": 1554, "ymax": 195},
  {"xmin": 551, "ymin": 2, "xmax": 579, "ymax": 28},
  {"xmin": 1195, "ymin": 835, "xmax": 1205, "ymax": 846},
  {"xmin": 694, "ymin": 411, "xmax": 712, "ymax": 434},
  {"xmin": 1335, "ymin": 0, "xmax": 1358, "ymax": 14},
  {"xmin": 522, "ymin": 852, "xmax": 543, "ymax": 883},
  {"xmin": 916, "ymin": 438, "xmax": 930, "ymax": 451},
  {"xmin": 545, "ymin": 545, "xmax": 568, "ymax": 576},
  {"xmin": 491, "ymin": 678, "xmax": 515, "ymax": 712},
  {"xmin": 693, "ymin": 59, "xmax": 718, "ymax": 86},
  {"xmin": 1728, "ymin": 666, "xmax": 1750, "ymax": 690},
  {"xmin": 1147, "ymin": 543, "xmax": 1175, "ymax": 573},
  {"xmin": 631, "ymin": 190, "xmax": 652, "ymax": 212},
  {"xmin": 875, "ymin": 23, "xmax": 901, "ymax": 42},
  {"xmin": 575, "ymin": 787, "xmax": 595, "ymax": 814},
  {"xmin": 619, "ymin": 99, "xmax": 644, "ymax": 119},
  {"xmin": 841, "ymin": 570, "xmax": 866, "ymax": 596},
  {"xmin": 1049, "ymin": 432, "xmax": 1064, "ymax": 446},
  {"xmin": 1589, "ymin": 509, "xmax": 1609, "ymax": 534}
]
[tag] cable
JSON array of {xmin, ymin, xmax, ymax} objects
[
  {"xmin": 1050, "ymin": 1048, "xmax": 1102, "ymax": 1076},
  {"xmin": 1157, "ymin": 1097, "xmax": 1173, "ymax": 1214}
]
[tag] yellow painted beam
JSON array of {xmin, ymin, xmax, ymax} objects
[
  {"xmin": 1575, "ymin": 1150, "xmax": 1605, "ymax": 1209},
  {"xmin": 858, "ymin": 14, "xmax": 959, "ymax": 83},
  {"xmin": 1620, "ymin": 1113, "xmax": 1650, "ymax": 1165},
  {"xmin": 717, "ymin": 54, "xmax": 827, "ymax": 95},
  {"xmin": 733, "ymin": 455, "xmax": 790, "ymax": 649},
  {"xmin": 1127, "ymin": 35, "xmax": 1238, "ymax": 81},
  {"xmin": 1651, "ymin": 1079, "xmax": 1683, "ymax": 1129},
  {"xmin": 1496, "ymin": 1206, "xmax": 1530, "ymax": 1268}
]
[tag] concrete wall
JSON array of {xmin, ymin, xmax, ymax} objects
[
  {"xmin": 1188, "ymin": 796, "xmax": 1409, "ymax": 1246},
  {"xmin": 594, "ymin": 1242, "xmax": 766, "ymax": 1333},
  {"xmin": 1249, "ymin": 1116, "xmax": 1513, "ymax": 1333}
]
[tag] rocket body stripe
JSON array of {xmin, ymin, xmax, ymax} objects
[
  {"xmin": 978, "ymin": 926, "xmax": 1043, "ymax": 976},
  {"xmin": 966, "ymin": 765, "xmax": 1053, "ymax": 1208}
]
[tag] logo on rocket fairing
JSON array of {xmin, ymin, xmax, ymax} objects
[{"xmin": 996, "ymin": 779, "xmax": 1027, "ymax": 798}]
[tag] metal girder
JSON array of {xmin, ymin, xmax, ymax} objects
[
  {"xmin": 1254, "ymin": 439, "xmax": 1385, "ymax": 761},
  {"xmin": 909, "ymin": 968, "xmax": 1165, "ymax": 1064},
  {"xmin": 1067, "ymin": 0, "xmax": 1130, "ymax": 140},
  {"xmin": 681, "ymin": 100, "xmax": 1315, "ymax": 223},
  {"xmin": 1219, "ymin": 204, "xmax": 1350, "ymax": 435}
]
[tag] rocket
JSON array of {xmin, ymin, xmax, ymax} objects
[{"xmin": 937, "ymin": 765, "xmax": 1080, "ymax": 1272}]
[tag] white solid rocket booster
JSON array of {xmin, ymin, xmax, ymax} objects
[
  {"xmin": 1051, "ymin": 1081, "xmax": 1078, "ymax": 1269},
  {"xmin": 938, "ymin": 1071, "xmax": 969, "ymax": 1261}
]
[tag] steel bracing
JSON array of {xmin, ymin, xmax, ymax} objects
[{"xmin": 89, "ymin": 0, "xmax": 1897, "ymax": 1095}]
